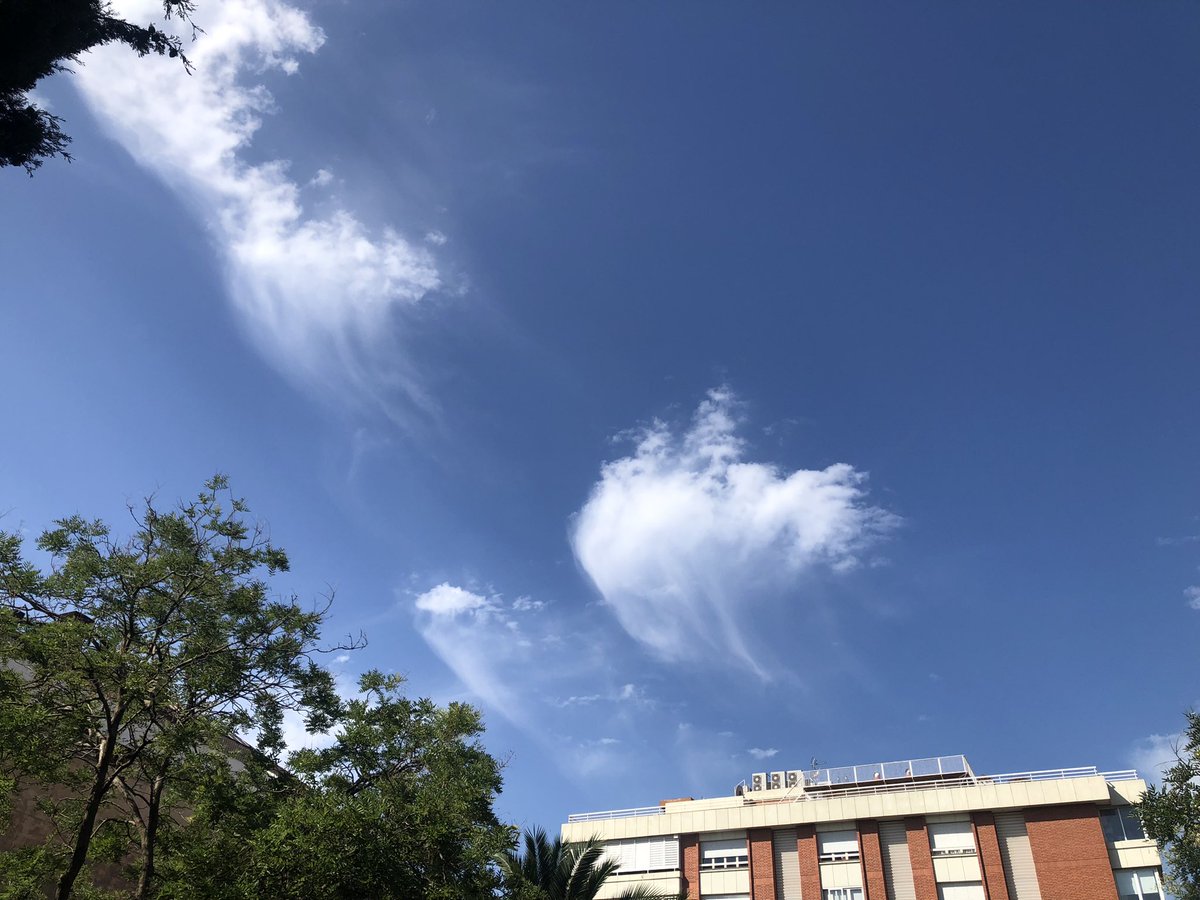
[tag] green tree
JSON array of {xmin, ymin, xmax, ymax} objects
[
  {"xmin": 0, "ymin": 476, "xmax": 344, "ymax": 900},
  {"xmin": 158, "ymin": 671, "xmax": 511, "ymax": 900},
  {"xmin": 0, "ymin": 0, "xmax": 194, "ymax": 173},
  {"xmin": 1138, "ymin": 710, "xmax": 1200, "ymax": 900},
  {"xmin": 500, "ymin": 827, "xmax": 678, "ymax": 900},
  {"xmin": 148, "ymin": 742, "xmax": 295, "ymax": 900}
]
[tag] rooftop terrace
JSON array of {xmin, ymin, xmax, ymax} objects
[{"xmin": 566, "ymin": 755, "xmax": 1141, "ymax": 823}]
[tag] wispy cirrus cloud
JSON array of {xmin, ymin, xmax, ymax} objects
[
  {"xmin": 1156, "ymin": 534, "xmax": 1200, "ymax": 547},
  {"xmin": 412, "ymin": 583, "xmax": 536, "ymax": 726},
  {"xmin": 74, "ymin": 0, "xmax": 445, "ymax": 420},
  {"xmin": 570, "ymin": 388, "xmax": 897, "ymax": 677},
  {"xmin": 555, "ymin": 682, "xmax": 651, "ymax": 709},
  {"xmin": 411, "ymin": 579, "xmax": 681, "ymax": 781}
]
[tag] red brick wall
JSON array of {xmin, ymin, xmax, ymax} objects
[
  {"xmin": 680, "ymin": 833, "xmax": 700, "ymax": 899},
  {"xmin": 749, "ymin": 828, "xmax": 776, "ymax": 900},
  {"xmin": 797, "ymin": 824, "xmax": 821, "ymax": 900},
  {"xmin": 0, "ymin": 781, "xmax": 59, "ymax": 851},
  {"xmin": 905, "ymin": 817, "xmax": 938, "ymax": 900},
  {"xmin": 858, "ymin": 820, "xmax": 888, "ymax": 900},
  {"xmin": 971, "ymin": 812, "xmax": 1012, "ymax": 900},
  {"xmin": 1024, "ymin": 805, "xmax": 1118, "ymax": 900}
]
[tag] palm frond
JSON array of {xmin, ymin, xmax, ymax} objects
[{"xmin": 502, "ymin": 827, "xmax": 673, "ymax": 900}]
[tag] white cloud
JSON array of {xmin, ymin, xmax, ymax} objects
[
  {"xmin": 618, "ymin": 683, "xmax": 642, "ymax": 702},
  {"xmin": 1185, "ymin": 586, "xmax": 1200, "ymax": 610},
  {"xmin": 557, "ymin": 694, "xmax": 603, "ymax": 707},
  {"xmin": 1130, "ymin": 732, "xmax": 1181, "ymax": 786},
  {"xmin": 411, "ymin": 580, "xmax": 673, "ymax": 788},
  {"xmin": 73, "ymin": 0, "xmax": 444, "ymax": 419},
  {"xmin": 415, "ymin": 582, "xmax": 491, "ymax": 616},
  {"xmin": 570, "ymin": 388, "xmax": 897, "ymax": 674},
  {"xmin": 555, "ymin": 682, "xmax": 651, "ymax": 709},
  {"xmin": 748, "ymin": 747, "xmax": 779, "ymax": 760},
  {"xmin": 1156, "ymin": 534, "xmax": 1200, "ymax": 546},
  {"xmin": 412, "ymin": 583, "xmax": 536, "ymax": 725}
]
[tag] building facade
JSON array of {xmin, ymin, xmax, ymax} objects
[{"xmin": 560, "ymin": 755, "xmax": 1164, "ymax": 900}]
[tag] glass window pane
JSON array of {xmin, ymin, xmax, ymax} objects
[
  {"xmin": 1114, "ymin": 869, "xmax": 1140, "ymax": 900},
  {"xmin": 1100, "ymin": 809, "xmax": 1125, "ymax": 843},
  {"xmin": 1121, "ymin": 808, "xmax": 1146, "ymax": 840}
]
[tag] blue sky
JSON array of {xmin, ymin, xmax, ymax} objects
[{"xmin": 2, "ymin": 0, "xmax": 1199, "ymax": 832}]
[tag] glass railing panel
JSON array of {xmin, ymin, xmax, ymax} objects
[{"xmin": 911, "ymin": 758, "xmax": 941, "ymax": 777}]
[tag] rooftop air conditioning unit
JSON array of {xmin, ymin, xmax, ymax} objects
[
  {"xmin": 785, "ymin": 770, "xmax": 802, "ymax": 788},
  {"xmin": 751, "ymin": 772, "xmax": 766, "ymax": 792},
  {"xmin": 770, "ymin": 771, "xmax": 785, "ymax": 790}
]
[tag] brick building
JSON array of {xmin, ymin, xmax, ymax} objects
[{"xmin": 560, "ymin": 754, "xmax": 1164, "ymax": 900}]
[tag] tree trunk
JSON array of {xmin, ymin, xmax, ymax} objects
[
  {"xmin": 134, "ymin": 775, "xmax": 164, "ymax": 900},
  {"xmin": 57, "ymin": 736, "xmax": 115, "ymax": 900}
]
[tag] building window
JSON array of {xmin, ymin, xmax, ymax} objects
[
  {"xmin": 603, "ymin": 836, "xmax": 679, "ymax": 873},
  {"xmin": 818, "ymin": 830, "xmax": 860, "ymax": 862},
  {"xmin": 700, "ymin": 837, "xmax": 748, "ymax": 870},
  {"xmin": 937, "ymin": 883, "xmax": 986, "ymax": 900},
  {"xmin": 1100, "ymin": 807, "xmax": 1146, "ymax": 842},
  {"xmin": 928, "ymin": 821, "xmax": 977, "ymax": 857},
  {"xmin": 822, "ymin": 890, "xmax": 863, "ymax": 900},
  {"xmin": 1114, "ymin": 868, "xmax": 1162, "ymax": 900}
]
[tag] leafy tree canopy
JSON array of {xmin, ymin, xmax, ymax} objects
[
  {"xmin": 1138, "ymin": 710, "xmax": 1200, "ymax": 900},
  {"xmin": 0, "ymin": 0, "xmax": 194, "ymax": 173},
  {"xmin": 165, "ymin": 672, "xmax": 511, "ymax": 900},
  {"xmin": 0, "ymin": 477, "xmax": 511, "ymax": 900}
]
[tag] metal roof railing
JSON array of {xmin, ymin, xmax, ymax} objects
[
  {"xmin": 988, "ymin": 766, "xmax": 1137, "ymax": 784},
  {"xmin": 567, "ymin": 805, "xmax": 665, "ymax": 823}
]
